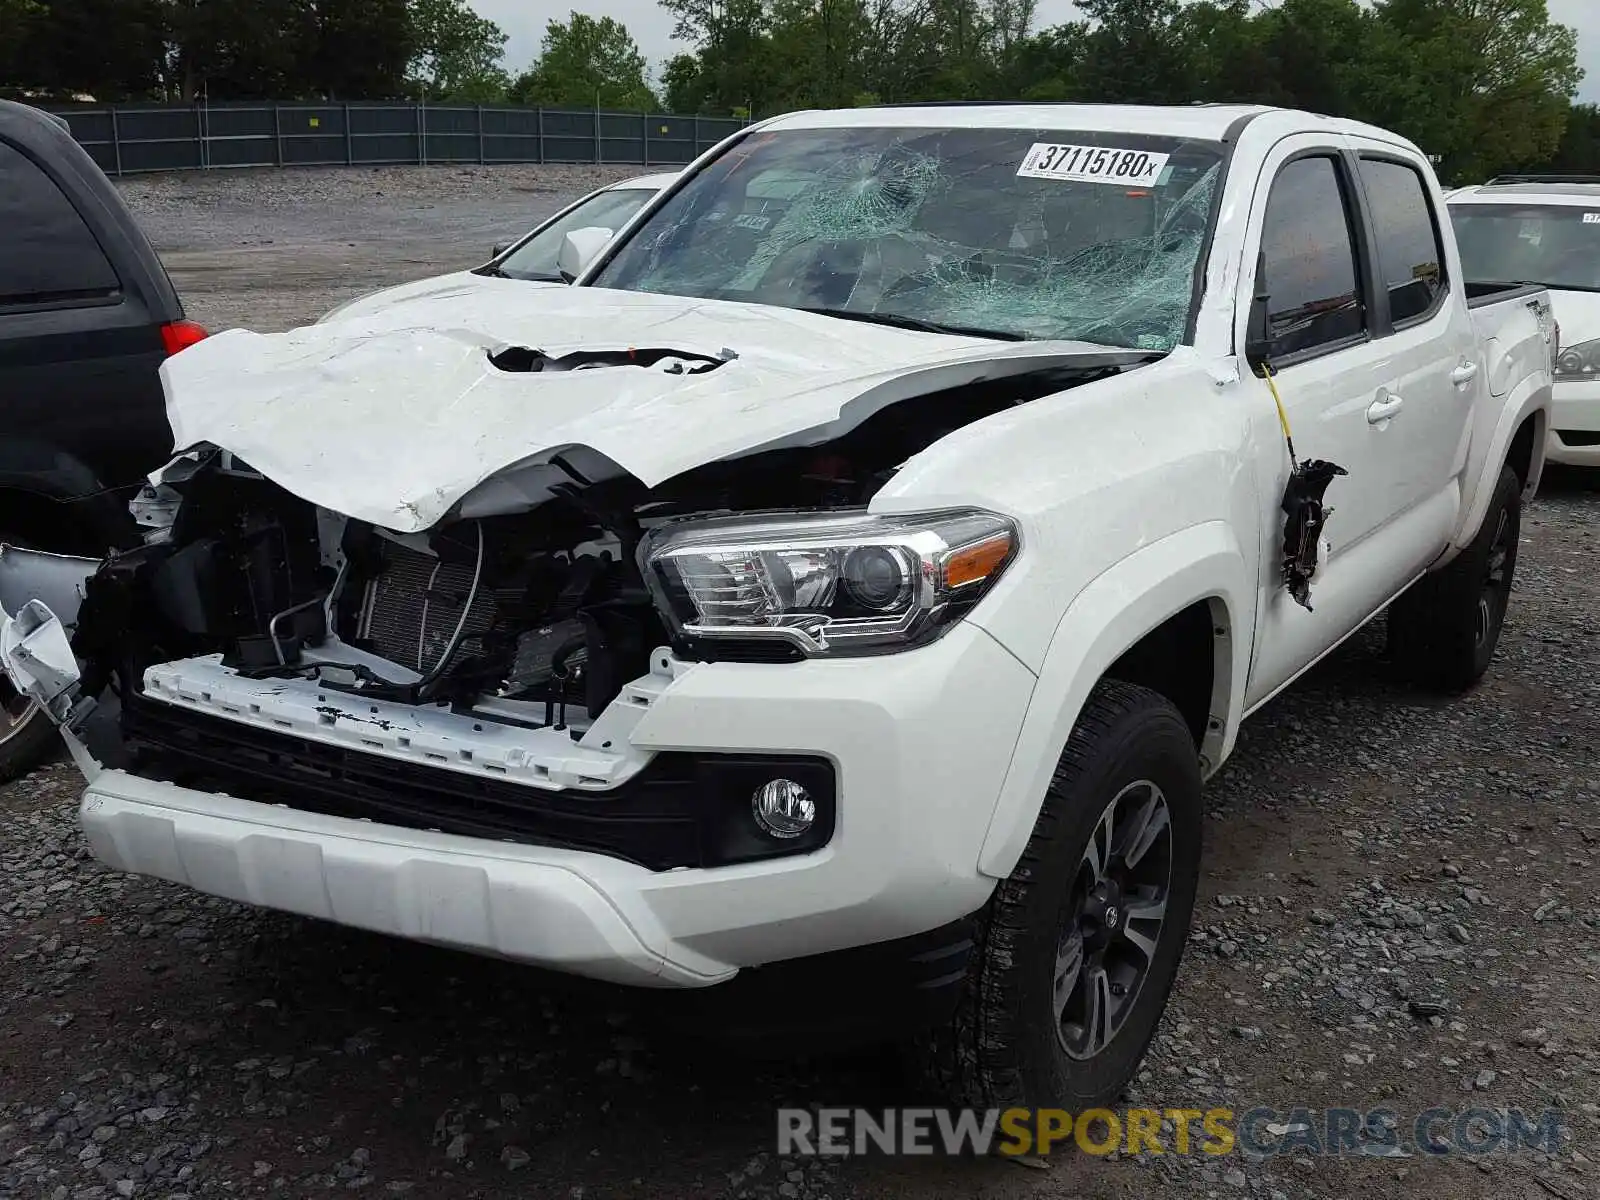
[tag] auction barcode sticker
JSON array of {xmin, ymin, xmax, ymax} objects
[
  {"xmin": 1018, "ymin": 143, "xmax": 1171, "ymax": 187},
  {"xmin": 1584, "ymin": 212, "xmax": 1600, "ymax": 224}
]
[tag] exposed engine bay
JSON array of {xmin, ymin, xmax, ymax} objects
[{"xmin": 69, "ymin": 358, "xmax": 1134, "ymax": 730}]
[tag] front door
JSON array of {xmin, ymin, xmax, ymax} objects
[{"xmin": 1240, "ymin": 140, "xmax": 1453, "ymax": 708}]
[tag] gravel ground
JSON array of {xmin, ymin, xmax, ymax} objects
[
  {"xmin": 119, "ymin": 163, "xmax": 648, "ymax": 332},
  {"xmin": 2, "ymin": 166, "xmax": 1598, "ymax": 1200}
]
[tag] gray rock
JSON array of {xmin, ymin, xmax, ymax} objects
[{"xmin": 501, "ymin": 1146, "xmax": 530, "ymax": 1171}]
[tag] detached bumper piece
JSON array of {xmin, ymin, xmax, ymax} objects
[{"xmin": 120, "ymin": 696, "xmax": 835, "ymax": 871}]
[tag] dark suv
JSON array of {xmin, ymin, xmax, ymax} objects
[{"xmin": 0, "ymin": 100, "xmax": 203, "ymax": 780}]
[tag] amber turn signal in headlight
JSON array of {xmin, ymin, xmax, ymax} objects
[{"xmin": 641, "ymin": 509, "xmax": 1019, "ymax": 657}]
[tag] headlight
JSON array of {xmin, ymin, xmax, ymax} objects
[
  {"xmin": 642, "ymin": 509, "xmax": 1018, "ymax": 657},
  {"xmin": 1556, "ymin": 337, "xmax": 1600, "ymax": 381}
]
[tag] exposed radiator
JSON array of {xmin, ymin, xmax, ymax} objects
[{"xmin": 358, "ymin": 540, "xmax": 498, "ymax": 673}]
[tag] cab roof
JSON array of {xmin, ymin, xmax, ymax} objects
[{"xmin": 758, "ymin": 102, "xmax": 1416, "ymax": 148}]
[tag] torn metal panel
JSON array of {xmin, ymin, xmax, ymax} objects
[
  {"xmin": 0, "ymin": 545, "xmax": 98, "ymax": 628},
  {"xmin": 158, "ymin": 286, "xmax": 1137, "ymax": 533},
  {"xmin": 0, "ymin": 600, "xmax": 85, "ymax": 724}
]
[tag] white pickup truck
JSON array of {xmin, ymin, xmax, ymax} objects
[{"xmin": 0, "ymin": 103, "xmax": 1555, "ymax": 1112}]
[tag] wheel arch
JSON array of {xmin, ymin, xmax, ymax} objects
[
  {"xmin": 1449, "ymin": 376, "xmax": 1548, "ymax": 563},
  {"xmin": 0, "ymin": 438, "xmax": 140, "ymax": 556},
  {"xmin": 976, "ymin": 521, "xmax": 1251, "ymax": 880}
]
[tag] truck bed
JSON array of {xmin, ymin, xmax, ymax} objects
[{"xmin": 1465, "ymin": 280, "xmax": 1546, "ymax": 308}]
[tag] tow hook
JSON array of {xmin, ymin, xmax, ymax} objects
[{"xmin": 0, "ymin": 600, "xmax": 94, "ymax": 731}]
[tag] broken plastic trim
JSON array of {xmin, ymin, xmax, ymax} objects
[
  {"xmin": 0, "ymin": 599, "xmax": 92, "ymax": 728},
  {"xmin": 488, "ymin": 345, "xmax": 734, "ymax": 374},
  {"xmin": 1280, "ymin": 460, "xmax": 1347, "ymax": 611}
]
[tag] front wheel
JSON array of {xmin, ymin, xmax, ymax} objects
[
  {"xmin": 1388, "ymin": 464, "xmax": 1522, "ymax": 692},
  {"xmin": 0, "ymin": 678, "xmax": 60, "ymax": 783},
  {"xmin": 918, "ymin": 680, "xmax": 1202, "ymax": 1110}
]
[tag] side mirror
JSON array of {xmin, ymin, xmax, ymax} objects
[
  {"xmin": 557, "ymin": 227, "xmax": 615, "ymax": 283},
  {"xmin": 1243, "ymin": 249, "xmax": 1277, "ymax": 373}
]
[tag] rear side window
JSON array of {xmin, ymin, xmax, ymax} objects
[
  {"xmin": 1359, "ymin": 157, "xmax": 1447, "ymax": 324},
  {"xmin": 1260, "ymin": 155, "xmax": 1366, "ymax": 357},
  {"xmin": 0, "ymin": 140, "xmax": 120, "ymax": 308}
]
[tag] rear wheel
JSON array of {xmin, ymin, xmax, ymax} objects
[
  {"xmin": 1388, "ymin": 464, "xmax": 1521, "ymax": 692},
  {"xmin": 918, "ymin": 680, "xmax": 1202, "ymax": 1110}
]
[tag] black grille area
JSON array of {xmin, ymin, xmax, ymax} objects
[
  {"xmin": 121, "ymin": 696, "xmax": 836, "ymax": 871},
  {"xmin": 1556, "ymin": 429, "xmax": 1600, "ymax": 448}
]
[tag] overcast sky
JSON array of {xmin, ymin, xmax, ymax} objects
[{"xmin": 474, "ymin": 0, "xmax": 1600, "ymax": 101}]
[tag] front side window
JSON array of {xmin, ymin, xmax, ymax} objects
[
  {"xmin": 590, "ymin": 125, "xmax": 1226, "ymax": 350},
  {"xmin": 497, "ymin": 187, "xmax": 658, "ymax": 281},
  {"xmin": 1449, "ymin": 202, "xmax": 1600, "ymax": 293},
  {"xmin": 1360, "ymin": 157, "xmax": 1447, "ymax": 323},
  {"xmin": 0, "ymin": 140, "xmax": 119, "ymax": 308},
  {"xmin": 1259, "ymin": 156, "xmax": 1366, "ymax": 357}
]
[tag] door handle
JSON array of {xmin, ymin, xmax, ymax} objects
[
  {"xmin": 1451, "ymin": 361, "xmax": 1479, "ymax": 385},
  {"xmin": 1367, "ymin": 393, "xmax": 1404, "ymax": 424}
]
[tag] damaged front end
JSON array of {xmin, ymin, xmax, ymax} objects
[{"xmin": 0, "ymin": 348, "xmax": 1136, "ymax": 869}]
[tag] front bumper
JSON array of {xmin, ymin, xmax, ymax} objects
[
  {"xmin": 77, "ymin": 622, "xmax": 1035, "ymax": 988},
  {"xmin": 1547, "ymin": 379, "xmax": 1600, "ymax": 466}
]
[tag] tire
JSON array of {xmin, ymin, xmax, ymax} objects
[
  {"xmin": 0, "ymin": 692, "xmax": 61, "ymax": 783},
  {"xmin": 1388, "ymin": 464, "xmax": 1521, "ymax": 693},
  {"xmin": 917, "ymin": 680, "xmax": 1202, "ymax": 1111}
]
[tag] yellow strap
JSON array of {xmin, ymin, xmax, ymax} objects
[{"xmin": 1262, "ymin": 363, "xmax": 1292, "ymax": 442}]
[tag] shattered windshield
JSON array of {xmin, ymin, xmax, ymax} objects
[
  {"xmin": 590, "ymin": 125, "xmax": 1225, "ymax": 349},
  {"xmin": 1449, "ymin": 203, "xmax": 1600, "ymax": 293}
]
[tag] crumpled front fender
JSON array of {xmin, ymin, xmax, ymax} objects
[
  {"xmin": 0, "ymin": 599, "xmax": 82, "ymax": 722},
  {"xmin": 0, "ymin": 545, "xmax": 100, "ymax": 733}
]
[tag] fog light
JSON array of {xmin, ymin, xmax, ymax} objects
[{"xmin": 752, "ymin": 778, "xmax": 815, "ymax": 839}]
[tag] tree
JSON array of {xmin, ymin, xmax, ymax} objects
[
  {"xmin": 1365, "ymin": 0, "xmax": 1580, "ymax": 179},
  {"xmin": 661, "ymin": 52, "xmax": 710, "ymax": 112},
  {"xmin": 658, "ymin": 0, "xmax": 774, "ymax": 114},
  {"xmin": 406, "ymin": 0, "xmax": 509, "ymax": 100},
  {"xmin": 763, "ymin": 0, "xmax": 877, "ymax": 109},
  {"xmin": 1070, "ymin": 0, "xmax": 1192, "ymax": 103},
  {"xmin": 1542, "ymin": 102, "xmax": 1600, "ymax": 174},
  {"xmin": 509, "ymin": 12, "xmax": 660, "ymax": 110},
  {"xmin": 310, "ymin": 0, "xmax": 413, "ymax": 99}
]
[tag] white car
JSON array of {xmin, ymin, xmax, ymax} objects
[
  {"xmin": 0, "ymin": 105, "xmax": 1553, "ymax": 1113},
  {"xmin": 1449, "ymin": 174, "xmax": 1600, "ymax": 466},
  {"xmin": 318, "ymin": 171, "xmax": 680, "ymax": 324}
]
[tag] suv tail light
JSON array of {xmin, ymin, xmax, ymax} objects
[{"xmin": 160, "ymin": 320, "xmax": 208, "ymax": 357}]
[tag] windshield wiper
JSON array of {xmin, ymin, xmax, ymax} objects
[{"xmin": 793, "ymin": 307, "xmax": 1028, "ymax": 341}]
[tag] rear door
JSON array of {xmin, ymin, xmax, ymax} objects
[
  {"xmin": 0, "ymin": 137, "xmax": 174, "ymax": 509},
  {"xmin": 1347, "ymin": 147, "xmax": 1477, "ymax": 520}
]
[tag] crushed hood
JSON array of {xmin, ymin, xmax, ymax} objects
[
  {"xmin": 162, "ymin": 284, "xmax": 1139, "ymax": 533},
  {"xmin": 318, "ymin": 270, "xmax": 564, "ymax": 325}
]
